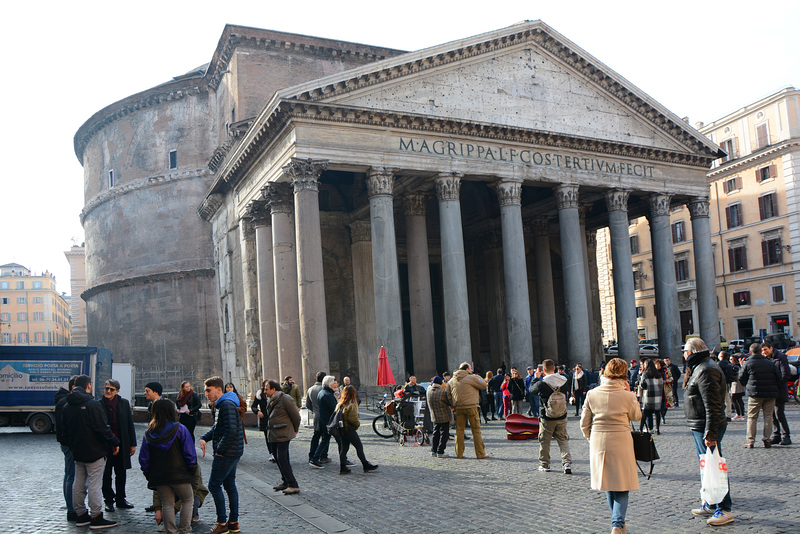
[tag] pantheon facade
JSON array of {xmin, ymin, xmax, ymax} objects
[{"xmin": 77, "ymin": 21, "xmax": 722, "ymax": 394}]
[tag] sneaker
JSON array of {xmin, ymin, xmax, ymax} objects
[
  {"xmin": 345, "ymin": 459, "xmax": 357, "ymax": 467},
  {"xmin": 192, "ymin": 513, "xmax": 200, "ymax": 523},
  {"xmin": 340, "ymin": 468, "xmax": 352, "ymax": 475},
  {"xmin": 538, "ymin": 465, "xmax": 550, "ymax": 472},
  {"xmin": 207, "ymin": 523, "xmax": 230, "ymax": 534},
  {"xmin": 781, "ymin": 437, "xmax": 792, "ymax": 446},
  {"xmin": 268, "ymin": 454, "xmax": 275, "ymax": 462},
  {"xmin": 691, "ymin": 503, "xmax": 715, "ymax": 517},
  {"xmin": 227, "ymin": 522, "xmax": 240, "ymax": 533},
  {"xmin": 89, "ymin": 513, "xmax": 118, "ymax": 530},
  {"xmin": 273, "ymin": 484, "xmax": 288, "ymax": 491},
  {"xmin": 309, "ymin": 459, "xmax": 324, "ymax": 469},
  {"xmin": 771, "ymin": 435, "xmax": 782, "ymax": 444},
  {"xmin": 67, "ymin": 511, "xmax": 78, "ymax": 522},
  {"xmin": 282, "ymin": 487, "xmax": 300, "ymax": 494},
  {"xmin": 157, "ymin": 525, "xmax": 166, "ymax": 533},
  {"xmin": 364, "ymin": 463, "xmax": 379, "ymax": 472},
  {"xmin": 319, "ymin": 457, "xmax": 332, "ymax": 464},
  {"xmin": 75, "ymin": 512, "xmax": 91, "ymax": 527},
  {"xmin": 104, "ymin": 500, "xmax": 115, "ymax": 512},
  {"xmin": 431, "ymin": 451, "xmax": 437, "ymax": 456},
  {"xmin": 436, "ymin": 453, "xmax": 448, "ymax": 458},
  {"xmin": 707, "ymin": 509, "xmax": 734, "ymax": 526},
  {"xmin": 563, "ymin": 465, "xmax": 572, "ymax": 475}
]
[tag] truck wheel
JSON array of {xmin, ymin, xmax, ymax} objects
[{"xmin": 28, "ymin": 413, "xmax": 53, "ymax": 434}]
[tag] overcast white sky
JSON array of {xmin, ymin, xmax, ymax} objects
[{"xmin": 1, "ymin": 0, "xmax": 797, "ymax": 296}]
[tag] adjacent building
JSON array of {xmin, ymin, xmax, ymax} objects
[
  {"xmin": 0, "ymin": 263, "xmax": 72, "ymax": 346},
  {"xmin": 64, "ymin": 245, "xmax": 88, "ymax": 346},
  {"xmin": 598, "ymin": 87, "xmax": 799, "ymax": 346}
]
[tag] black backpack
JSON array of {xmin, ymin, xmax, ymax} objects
[{"xmin": 326, "ymin": 408, "xmax": 343, "ymax": 436}]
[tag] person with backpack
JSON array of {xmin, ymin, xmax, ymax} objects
[
  {"xmin": 139, "ymin": 399, "xmax": 196, "ymax": 534},
  {"xmin": 530, "ymin": 359, "xmax": 573, "ymax": 474}
]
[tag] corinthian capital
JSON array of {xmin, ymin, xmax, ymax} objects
[
  {"xmin": 283, "ymin": 157, "xmax": 328, "ymax": 192},
  {"xmin": 403, "ymin": 193, "xmax": 429, "ymax": 216},
  {"xmin": 605, "ymin": 189, "xmax": 631, "ymax": 213},
  {"xmin": 435, "ymin": 172, "xmax": 463, "ymax": 201},
  {"xmin": 648, "ymin": 193, "xmax": 673, "ymax": 217},
  {"xmin": 688, "ymin": 197, "xmax": 711, "ymax": 219},
  {"xmin": 246, "ymin": 199, "xmax": 271, "ymax": 227},
  {"xmin": 366, "ymin": 167, "xmax": 398, "ymax": 198},
  {"xmin": 528, "ymin": 217, "xmax": 550, "ymax": 237},
  {"xmin": 263, "ymin": 182, "xmax": 294, "ymax": 214},
  {"xmin": 495, "ymin": 178, "xmax": 523, "ymax": 207},
  {"xmin": 239, "ymin": 217, "xmax": 256, "ymax": 239},
  {"xmin": 554, "ymin": 184, "xmax": 580, "ymax": 209}
]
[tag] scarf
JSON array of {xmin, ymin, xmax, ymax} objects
[
  {"xmin": 176, "ymin": 389, "xmax": 193, "ymax": 407},
  {"xmin": 573, "ymin": 370, "xmax": 584, "ymax": 389},
  {"xmin": 103, "ymin": 395, "xmax": 120, "ymax": 435}
]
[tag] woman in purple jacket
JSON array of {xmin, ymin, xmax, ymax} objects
[{"xmin": 140, "ymin": 399, "xmax": 197, "ymax": 534}]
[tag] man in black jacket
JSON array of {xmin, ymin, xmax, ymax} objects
[
  {"xmin": 762, "ymin": 341, "xmax": 791, "ymax": 445},
  {"xmin": 101, "ymin": 379, "xmax": 136, "ymax": 512},
  {"xmin": 487, "ymin": 369, "xmax": 505, "ymax": 420},
  {"xmin": 62, "ymin": 374, "xmax": 120, "ymax": 529},
  {"xmin": 739, "ymin": 343, "xmax": 780, "ymax": 449},
  {"xmin": 683, "ymin": 338, "xmax": 733, "ymax": 526},
  {"xmin": 55, "ymin": 376, "xmax": 78, "ymax": 521},
  {"xmin": 309, "ymin": 376, "xmax": 348, "ymax": 469},
  {"xmin": 305, "ymin": 371, "xmax": 326, "ymax": 462},
  {"xmin": 200, "ymin": 376, "xmax": 245, "ymax": 534}
]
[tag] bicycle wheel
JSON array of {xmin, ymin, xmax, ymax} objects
[
  {"xmin": 372, "ymin": 414, "xmax": 394, "ymax": 438},
  {"xmin": 399, "ymin": 432, "xmax": 407, "ymax": 446},
  {"xmin": 414, "ymin": 429, "xmax": 424, "ymax": 446}
]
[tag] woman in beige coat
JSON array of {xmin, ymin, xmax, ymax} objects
[{"xmin": 581, "ymin": 358, "xmax": 642, "ymax": 534}]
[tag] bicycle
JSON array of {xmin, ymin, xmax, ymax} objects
[{"xmin": 372, "ymin": 396, "xmax": 426, "ymax": 446}]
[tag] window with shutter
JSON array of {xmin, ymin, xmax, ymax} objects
[
  {"xmin": 762, "ymin": 238, "xmax": 782, "ymax": 266},
  {"xmin": 733, "ymin": 290, "xmax": 750, "ymax": 306},
  {"xmin": 756, "ymin": 123, "xmax": 769, "ymax": 148},
  {"xmin": 772, "ymin": 285, "xmax": 784, "ymax": 303},
  {"xmin": 759, "ymin": 193, "xmax": 777, "ymax": 220}
]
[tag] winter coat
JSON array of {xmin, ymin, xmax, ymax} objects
[
  {"xmin": 739, "ymin": 353, "xmax": 780, "ymax": 399},
  {"xmin": 530, "ymin": 373, "xmax": 568, "ymax": 421},
  {"xmin": 251, "ymin": 389, "xmax": 269, "ymax": 432},
  {"xmin": 306, "ymin": 382, "xmax": 323, "ymax": 427},
  {"xmin": 342, "ymin": 403, "xmax": 360, "ymax": 430},
  {"xmin": 102, "ymin": 395, "xmax": 137, "ymax": 469},
  {"xmin": 62, "ymin": 387, "xmax": 120, "ymax": 463},
  {"xmin": 54, "ymin": 387, "xmax": 70, "ymax": 446},
  {"xmin": 487, "ymin": 373, "xmax": 505, "ymax": 393},
  {"xmin": 426, "ymin": 383, "xmax": 452, "ymax": 424},
  {"xmin": 730, "ymin": 364, "xmax": 744, "ymax": 395},
  {"xmin": 501, "ymin": 380, "xmax": 511, "ymax": 398},
  {"xmin": 580, "ymin": 378, "xmax": 642, "ymax": 492},
  {"xmin": 570, "ymin": 371, "xmax": 587, "ymax": 394},
  {"xmin": 771, "ymin": 349, "xmax": 792, "ymax": 402},
  {"xmin": 281, "ymin": 382, "xmax": 302, "ymax": 408},
  {"xmin": 316, "ymin": 387, "xmax": 337, "ymax": 433},
  {"xmin": 639, "ymin": 373, "xmax": 664, "ymax": 411},
  {"xmin": 447, "ymin": 369, "xmax": 487, "ymax": 410},
  {"xmin": 139, "ymin": 422, "xmax": 196, "ymax": 489},
  {"xmin": 267, "ymin": 391, "xmax": 301, "ymax": 442},
  {"xmin": 200, "ymin": 391, "xmax": 244, "ymax": 458},
  {"xmin": 684, "ymin": 350, "xmax": 727, "ymax": 442},
  {"xmin": 508, "ymin": 377, "xmax": 526, "ymax": 401}
]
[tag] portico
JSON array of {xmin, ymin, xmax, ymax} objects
[{"xmin": 199, "ymin": 21, "xmax": 721, "ymax": 393}]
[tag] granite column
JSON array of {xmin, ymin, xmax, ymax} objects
[
  {"xmin": 248, "ymin": 199, "xmax": 279, "ymax": 382},
  {"xmin": 531, "ymin": 218, "xmax": 558, "ymax": 362},
  {"xmin": 689, "ymin": 197, "xmax": 721, "ymax": 349},
  {"xmin": 648, "ymin": 194, "xmax": 682, "ymax": 361},
  {"xmin": 605, "ymin": 189, "xmax": 638, "ymax": 364}
]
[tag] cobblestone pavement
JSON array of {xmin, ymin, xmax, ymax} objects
[{"xmin": 4, "ymin": 403, "xmax": 800, "ymax": 533}]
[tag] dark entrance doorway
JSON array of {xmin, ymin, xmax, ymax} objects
[{"xmin": 680, "ymin": 310, "xmax": 694, "ymax": 340}]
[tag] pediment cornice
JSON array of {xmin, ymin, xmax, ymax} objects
[{"xmin": 283, "ymin": 23, "xmax": 717, "ymax": 159}]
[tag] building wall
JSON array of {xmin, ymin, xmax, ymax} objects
[
  {"xmin": 64, "ymin": 246, "xmax": 88, "ymax": 346},
  {"xmin": 0, "ymin": 264, "xmax": 71, "ymax": 346}
]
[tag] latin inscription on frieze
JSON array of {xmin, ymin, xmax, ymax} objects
[{"xmin": 399, "ymin": 137, "xmax": 656, "ymax": 178}]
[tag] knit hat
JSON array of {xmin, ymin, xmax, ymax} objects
[
  {"xmin": 432, "ymin": 376, "xmax": 443, "ymax": 385},
  {"xmin": 144, "ymin": 382, "xmax": 163, "ymax": 396}
]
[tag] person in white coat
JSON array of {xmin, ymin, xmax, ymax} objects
[{"xmin": 581, "ymin": 358, "xmax": 642, "ymax": 534}]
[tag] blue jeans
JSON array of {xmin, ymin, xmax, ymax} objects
[
  {"xmin": 61, "ymin": 445, "xmax": 75, "ymax": 514},
  {"xmin": 606, "ymin": 491, "xmax": 629, "ymax": 528},
  {"xmin": 493, "ymin": 392, "xmax": 504, "ymax": 417},
  {"xmin": 691, "ymin": 428, "xmax": 732, "ymax": 512},
  {"xmin": 208, "ymin": 455, "xmax": 240, "ymax": 523}
]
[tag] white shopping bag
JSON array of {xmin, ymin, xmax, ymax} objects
[{"xmin": 699, "ymin": 446, "xmax": 728, "ymax": 505}]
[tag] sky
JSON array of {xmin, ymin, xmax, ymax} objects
[{"xmin": 1, "ymin": 0, "xmax": 797, "ymax": 296}]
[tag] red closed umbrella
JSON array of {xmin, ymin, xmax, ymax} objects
[{"xmin": 376, "ymin": 346, "xmax": 396, "ymax": 387}]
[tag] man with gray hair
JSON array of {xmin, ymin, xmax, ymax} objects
[
  {"xmin": 310, "ymin": 376, "xmax": 351, "ymax": 469},
  {"xmin": 684, "ymin": 337, "xmax": 734, "ymax": 526}
]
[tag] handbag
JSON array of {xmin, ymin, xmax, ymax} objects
[
  {"xmin": 326, "ymin": 408, "xmax": 344, "ymax": 437},
  {"xmin": 630, "ymin": 423, "xmax": 659, "ymax": 479},
  {"xmin": 700, "ymin": 446, "xmax": 728, "ymax": 505}
]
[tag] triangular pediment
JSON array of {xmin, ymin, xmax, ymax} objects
[{"xmin": 277, "ymin": 21, "xmax": 718, "ymax": 157}]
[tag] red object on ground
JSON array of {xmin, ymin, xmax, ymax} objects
[
  {"xmin": 505, "ymin": 413, "xmax": 540, "ymax": 439},
  {"xmin": 376, "ymin": 346, "xmax": 396, "ymax": 387}
]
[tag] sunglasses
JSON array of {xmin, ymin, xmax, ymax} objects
[{"xmin": 104, "ymin": 387, "xmax": 117, "ymax": 391}]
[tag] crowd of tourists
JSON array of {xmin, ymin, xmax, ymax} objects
[{"xmin": 53, "ymin": 335, "xmax": 794, "ymax": 533}]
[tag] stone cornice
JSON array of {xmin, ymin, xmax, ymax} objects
[
  {"xmin": 208, "ymin": 125, "xmax": 249, "ymax": 173},
  {"xmin": 198, "ymin": 194, "xmax": 223, "ymax": 222},
  {"xmin": 81, "ymin": 168, "xmax": 208, "ymax": 224},
  {"xmin": 288, "ymin": 25, "xmax": 717, "ymax": 158},
  {"xmin": 74, "ymin": 83, "xmax": 208, "ymax": 163},
  {"xmin": 706, "ymin": 140, "xmax": 800, "ymax": 179},
  {"xmin": 81, "ymin": 268, "xmax": 215, "ymax": 301}
]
